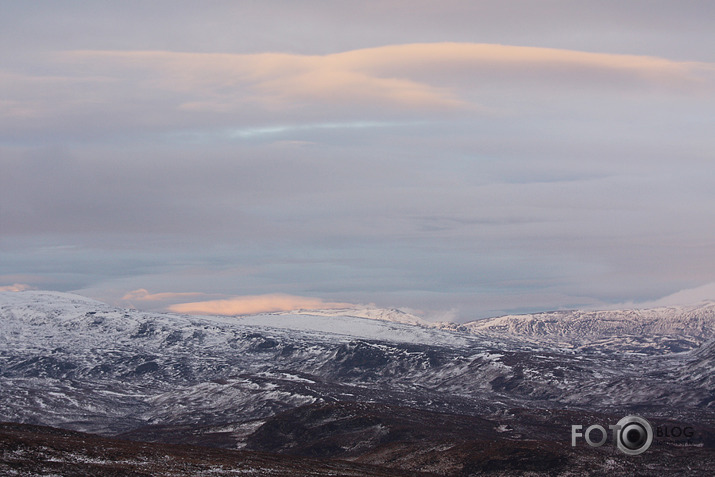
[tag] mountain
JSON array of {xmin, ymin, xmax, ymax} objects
[
  {"xmin": 280, "ymin": 306, "xmax": 432, "ymax": 326},
  {"xmin": 1, "ymin": 290, "xmax": 714, "ymax": 475},
  {"xmin": 449, "ymin": 302, "xmax": 715, "ymax": 352}
]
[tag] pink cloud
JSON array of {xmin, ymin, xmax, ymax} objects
[
  {"xmin": 60, "ymin": 43, "xmax": 713, "ymax": 115},
  {"xmin": 63, "ymin": 48, "xmax": 466, "ymax": 113},
  {"xmin": 168, "ymin": 293, "xmax": 353, "ymax": 316},
  {"xmin": 5, "ymin": 42, "xmax": 711, "ymax": 131},
  {"xmin": 0, "ymin": 283, "xmax": 35, "ymax": 292}
]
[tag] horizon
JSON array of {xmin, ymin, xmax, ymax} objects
[
  {"xmin": 2, "ymin": 286, "xmax": 715, "ymax": 324},
  {"xmin": 2, "ymin": 2, "xmax": 715, "ymax": 321}
]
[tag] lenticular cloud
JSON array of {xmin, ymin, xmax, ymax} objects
[{"xmin": 168, "ymin": 293, "xmax": 352, "ymax": 316}]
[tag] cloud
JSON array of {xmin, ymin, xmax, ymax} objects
[
  {"xmin": 0, "ymin": 283, "xmax": 35, "ymax": 292},
  {"xmin": 639, "ymin": 282, "xmax": 715, "ymax": 308},
  {"xmin": 122, "ymin": 288, "xmax": 206, "ymax": 302},
  {"xmin": 53, "ymin": 43, "xmax": 713, "ymax": 119},
  {"xmin": 3, "ymin": 42, "xmax": 712, "ymax": 143},
  {"xmin": 168, "ymin": 293, "xmax": 353, "ymax": 316},
  {"xmin": 359, "ymin": 43, "xmax": 714, "ymax": 84},
  {"xmin": 61, "ymin": 48, "xmax": 467, "ymax": 114},
  {"xmin": 3, "ymin": 36, "xmax": 715, "ymax": 319}
]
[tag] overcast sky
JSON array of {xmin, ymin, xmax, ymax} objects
[{"xmin": 1, "ymin": 1, "xmax": 714, "ymax": 320}]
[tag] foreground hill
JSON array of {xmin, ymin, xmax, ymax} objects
[{"xmin": 0, "ymin": 421, "xmax": 425, "ymax": 477}]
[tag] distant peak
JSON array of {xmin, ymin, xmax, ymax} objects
[
  {"xmin": 278, "ymin": 306, "xmax": 431, "ymax": 326},
  {"xmin": 0, "ymin": 289, "xmax": 107, "ymax": 307}
]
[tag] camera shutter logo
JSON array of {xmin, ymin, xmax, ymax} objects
[{"xmin": 615, "ymin": 415, "xmax": 653, "ymax": 456}]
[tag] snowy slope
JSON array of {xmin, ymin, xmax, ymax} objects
[
  {"xmin": 456, "ymin": 302, "xmax": 715, "ymax": 340},
  {"xmin": 436, "ymin": 302, "xmax": 715, "ymax": 354},
  {"xmin": 233, "ymin": 312, "xmax": 468, "ymax": 347},
  {"xmin": 280, "ymin": 306, "xmax": 431, "ymax": 326},
  {"xmin": 0, "ymin": 291, "xmax": 487, "ymax": 436},
  {"xmin": 1, "ymin": 290, "xmax": 714, "ymax": 444}
]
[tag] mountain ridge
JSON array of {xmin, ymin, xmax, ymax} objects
[
  {"xmin": 5, "ymin": 289, "xmax": 715, "ymax": 336},
  {"xmin": 1, "ymin": 289, "xmax": 714, "ymax": 475}
]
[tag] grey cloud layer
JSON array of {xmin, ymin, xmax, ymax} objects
[{"xmin": 2, "ymin": 3, "xmax": 714, "ymax": 319}]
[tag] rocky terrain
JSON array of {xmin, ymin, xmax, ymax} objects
[{"xmin": 1, "ymin": 290, "xmax": 714, "ymax": 475}]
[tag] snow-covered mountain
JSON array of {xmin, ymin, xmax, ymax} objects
[
  {"xmin": 279, "ymin": 306, "xmax": 432, "ymax": 326},
  {"xmin": 450, "ymin": 302, "xmax": 715, "ymax": 350},
  {"xmin": 0, "ymin": 290, "xmax": 483, "ymax": 437},
  {"xmin": 1, "ymin": 290, "xmax": 714, "ymax": 454}
]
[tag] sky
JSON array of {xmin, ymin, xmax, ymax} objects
[{"xmin": 1, "ymin": 1, "xmax": 715, "ymax": 321}]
